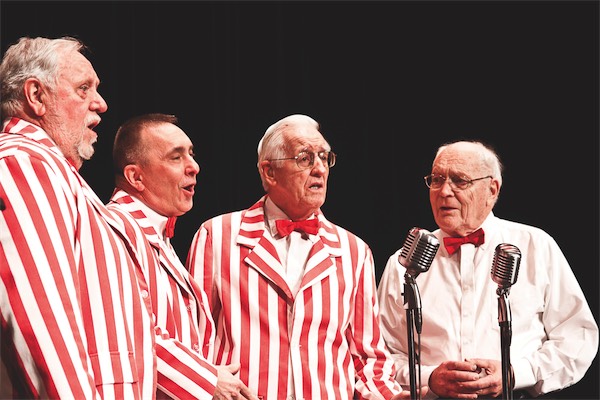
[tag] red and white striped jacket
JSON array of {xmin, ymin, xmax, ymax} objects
[
  {"xmin": 0, "ymin": 118, "xmax": 156, "ymax": 399},
  {"xmin": 108, "ymin": 190, "xmax": 218, "ymax": 399},
  {"xmin": 186, "ymin": 196, "xmax": 403, "ymax": 400}
]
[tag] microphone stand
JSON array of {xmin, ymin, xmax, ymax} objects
[
  {"xmin": 497, "ymin": 287, "xmax": 513, "ymax": 400},
  {"xmin": 403, "ymin": 272, "xmax": 422, "ymax": 400}
]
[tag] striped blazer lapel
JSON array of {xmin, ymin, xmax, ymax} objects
[
  {"xmin": 109, "ymin": 190, "xmax": 192, "ymax": 294},
  {"xmin": 237, "ymin": 197, "xmax": 293, "ymax": 299},
  {"xmin": 81, "ymin": 183, "xmax": 130, "ymax": 240},
  {"xmin": 298, "ymin": 213, "xmax": 343, "ymax": 291},
  {"xmin": 157, "ymin": 241, "xmax": 194, "ymax": 294},
  {"xmin": 236, "ymin": 197, "xmax": 346, "ymax": 298}
]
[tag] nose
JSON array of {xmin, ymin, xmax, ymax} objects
[
  {"xmin": 92, "ymin": 91, "xmax": 108, "ymax": 113},
  {"xmin": 439, "ymin": 178, "xmax": 455, "ymax": 195},
  {"xmin": 311, "ymin": 155, "xmax": 328, "ymax": 172},
  {"xmin": 187, "ymin": 156, "xmax": 200, "ymax": 175}
]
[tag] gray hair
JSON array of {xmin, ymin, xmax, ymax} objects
[
  {"xmin": 257, "ymin": 114, "xmax": 320, "ymax": 165},
  {"xmin": 256, "ymin": 114, "xmax": 321, "ymax": 191},
  {"xmin": 0, "ymin": 36, "xmax": 85, "ymax": 119},
  {"xmin": 436, "ymin": 140, "xmax": 504, "ymax": 187}
]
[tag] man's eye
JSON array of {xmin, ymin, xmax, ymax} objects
[
  {"xmin": 432, "ymin": 176, "xmax": 445, "ymax": 185},
  {"xmin": 298, "ymin": 153, "xmax": 310, "ymax": 162},
  {"xmin": 453, "ymin": 177, "xmax": 469, "ymax": 187}
]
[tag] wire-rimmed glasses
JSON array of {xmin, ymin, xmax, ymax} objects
[
  {"xmin": 424, "ymin": 174, "xmax": 492, "ymax": 190},
  {"xmin": 269, "ymin": 151, "xmax": 336, "ymax": 170}
]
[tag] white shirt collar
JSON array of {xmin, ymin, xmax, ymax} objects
[
  {"xmin": 135, "ymin": 199, "xmax": 170, "ymax": 240},
  {"xmin": 264, "ymin": 197, "xmax": 316, "ymax": 239}
]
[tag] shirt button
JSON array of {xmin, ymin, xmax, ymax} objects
[
  {"xmin": 193, "ymin": 343, "xmax": 200, "ymax": 351},
  {"xmin": 141, "ymin": 290, "xmax": 149, "ymax": 298}
]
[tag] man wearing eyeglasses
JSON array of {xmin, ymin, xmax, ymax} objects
[
  {"xmin": 377, "ymin": 140, "xmax": 598, "ymax": 399},
  {"xmin": 186, "ymin": 114, "xmax": 423, "ymax": 399}
]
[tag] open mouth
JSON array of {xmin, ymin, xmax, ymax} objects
[{"xmin": 87, "ymin": 118, "xmax": 101, "ymax": 130}]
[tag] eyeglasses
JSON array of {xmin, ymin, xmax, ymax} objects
[
  {"xmin": 424, "ymin": 174, "xmax": 492, "ymax": 190},
  {"xmin": 268, "ymin": 151, "xmax": 336, "ymax": 170}
]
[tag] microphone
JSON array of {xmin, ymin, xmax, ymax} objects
[
  {"xmin": 491, "ymin": 243, "xmax": 521, "ymax": 400},
  {"xmin": 399, "ymin": 227, "xmax": 439, "ymax": 333},
  {"xmin": 399, "ymin": 227, "xmax": 440, "ymax": 397},
  {"xmin": 491, "ymin": 243, "xmax": 521, "ymax": 291},
  {"xmin": 399, "ymin": 227, "xmax": 440, "ymax": 278}
]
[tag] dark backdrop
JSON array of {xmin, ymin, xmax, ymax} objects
[{"xmin": 2, "ymin": 1, "xmax": 598, "ymax": 398}]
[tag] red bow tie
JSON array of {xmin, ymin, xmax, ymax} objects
[
  {"xmin": 275, "ymin": 218, "xmax": 319, "ymax": 237},
  {"xmin": 443, "ymin": 228, "xmax": 485, "ymax": 255},
  {"xmin": 165, "ymin": 216, "xmax": 177, "ymax": 238}
]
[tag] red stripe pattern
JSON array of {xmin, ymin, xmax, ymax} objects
[
  {"xmin": 186, "ymin": 196, "xmax": 403, "ymax": 399},
  {"xmin": 109, "ymin": 190, "xmax": 218, "ymax": 399},
  {"xmin": 0, "ymin": 119, "xmax": 156, "ymax": 399}
]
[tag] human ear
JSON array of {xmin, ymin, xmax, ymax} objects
[
  {"xmin": 123, "ymin": 164, "xmax": 145, "ymax": 191},
  {"xmin": 23, "ymin": 78, "xmax": 46, "ymax": 116},
  {"xmin": 259, "ymin": 160, "xmax": 276, "ymax": 182}
]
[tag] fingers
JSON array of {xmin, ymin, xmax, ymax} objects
[
  {"xmin": 226, "ymin": 362, "xmax": 241, "ymax": 374},
  {"xmin": 239, "ymin": 385, "xmax": 259, "ymax": 400}
]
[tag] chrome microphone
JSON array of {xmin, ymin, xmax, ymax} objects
[
  {"xmin": 399, "ymin": 227, "xmax": 440, "ymax": 278},
  {"xmin": 491, "ymin": 243, "xmax": 521, "ymax": 291},
  {"xmin": 491, "ymin": 243, "xmax": 521, "ymax": 399},
  {"xmin": 399, "ymin": 227, "xmax": 439, "ymax": 335}
]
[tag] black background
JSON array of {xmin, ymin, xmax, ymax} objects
[{"xmin": 2, "ymin": 1, "xmax": 598, "ymax": 398}]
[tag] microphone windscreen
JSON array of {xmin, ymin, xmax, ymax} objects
[
  {"xmin": 491, "ymin": 243, "xmax": 521, "ymax": 288},
  {"xmin": 399, "ymin": 227, "xmax": 440, "ymax": 277}
]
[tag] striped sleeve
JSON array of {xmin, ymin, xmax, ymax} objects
[
  {"xmin": 108, "ymin": 203, "xmax": 218, "ymax": 399},
  {"xmin": 1, "ymin": 149, "xmax": 100, "ymax": 399},
  {"xmin": 346, "ymin": 238, "xmax": 402, "ymax": 399},
  {"xmin": 186, "ymin": 209, "xmax": 403, "ymax": 399},
  {"xmin": 1, "ymin": 139, "xmax": 153, "ymax": 399}
]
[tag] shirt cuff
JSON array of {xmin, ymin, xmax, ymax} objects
[{"xmin": 512, "ymin": 358, "xmax": 537, "ymax": 392}]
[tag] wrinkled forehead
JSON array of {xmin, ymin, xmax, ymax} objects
[
  {"xmin": 147, "ymin": 123, "xmax": 192, "ymax": 150},
  {"xmin": 433, "ymin": 146, "xmax": 486, "ymax": 175},
  {"xmin": 58, "ymin": 50, "xmax": 99, "ymax": 82},
  {"xmin": 284, "ymin": 125, "xmax": 329, "ymax": 150}
]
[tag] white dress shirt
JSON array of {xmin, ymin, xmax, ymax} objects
[
  {"xmin": 377, "ymin": 212, "xmax": 598, "ymax": 398},
  {"xmin": 187, "ymin": 195, "xmax": 404, "ymax": 399},
  {"xmin": 264, "ymin": 197, "xmax": 317, "ymax": 296}
]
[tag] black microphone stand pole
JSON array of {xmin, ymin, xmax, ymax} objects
[
  {"xmin": 403, "ymin": 273, "xmax": 422, "ymax": 400},
  {"xmin": 497, "ymin": 288, "xmax": 513, "ymax": 400}
]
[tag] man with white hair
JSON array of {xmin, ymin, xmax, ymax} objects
[
  {"xmin": 378, "ymin": 140, "xmax": 598, "ymax": 399},
  {"xmin": 187, "ymin": 114, "xmax": 423, "ymax": 399}
]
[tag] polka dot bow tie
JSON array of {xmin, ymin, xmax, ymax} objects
[
  {"xmin": 275, "ymin": 218, "xmax": 319, "ymax": 237},
  {"xmin": 443, "ymin": 228, "xmax": 485, "ymax": 255}
]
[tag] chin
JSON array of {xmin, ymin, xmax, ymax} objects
[
  {"xmin": 436, "ymin": 219, "xmax": 455, "ymax": 232},
  {"xmin": 181, "ymin": 202, "xmax": 193, "ymax": 213},
  {"xmin": 79, "ymin": 145, "xmax": 95, "ymax": 160}
]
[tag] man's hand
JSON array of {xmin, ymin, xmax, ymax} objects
[
  {"xmin": 213, "ymin": 363, "xmax": 258, "ymax": 400},
  {"xmin": 429, "ymin": 359, "xmax": 502, "ymax": 399},
  {"xmin": 465, "ymin": 358, "xmax": 504, "ymax": 398}
]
